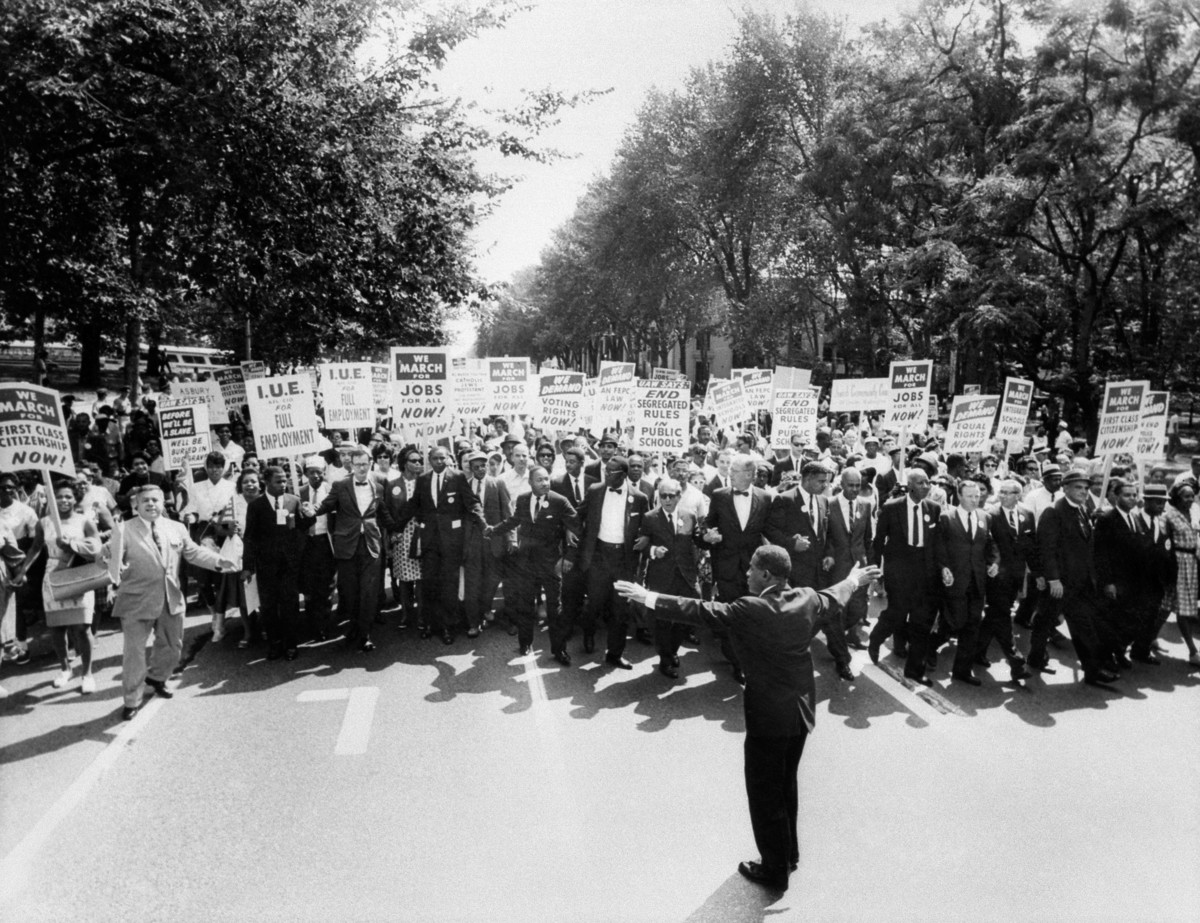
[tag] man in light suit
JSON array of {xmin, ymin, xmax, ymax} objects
[
  {"xmin": 243, "ymin": 465, "xmax": 310, "ymax": 662},
  {"xmin": 110, "ymin": 485, "xmax": 236, "ymax": 719},
  {"xmin": 462, "ymin": 450, "xmax": 512, "ymax": 637},
  {"xmin": 304, "ymin": 447, "xmax": 394, "ymax": 652},
  {"xmin": 615, "ymin": 548, "xmax": 881, "ymax": 893}
]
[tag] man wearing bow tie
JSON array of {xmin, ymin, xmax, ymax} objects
[
  {"xmin": 304, "ymin": 448, "xmax": 396, "ymax": 652},
  {"xmin": 109, "ymin": 485, "xmax": 237, "ymax": 719}
]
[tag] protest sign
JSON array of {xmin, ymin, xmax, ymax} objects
[
  {"xmin": 829, "ymin": 377, "xmax": 889, "ymax": 413},
  {"xmin": 631, "ymin": 379, "xmax": 689, "ymax": 455},
  {"xmin": 578, "ymin": 378, "xmax": 597, "ymax": 436},
  {"xmin": 652, "ymin": 367, "xmax": 687, "ymax": 381},
  {"xmin": 735, "ymin": 369, "xmax": 773, "ymax": 412},
  {"xmin": 0, "ymin": 383, "xmax": 75, "ymax": 476},
  {"xmin": 160, "ymin": 379, "xmax": 224, "ymax": 425},
  {"xmin": 159, "ymin": 403, "xmax": 212, "ymax": 471},
  {"xmin": 885, "ymin": 360, "xmax": 934, "ymax": 430},
  {"xmin": 994, "ymin": 377, "xmax": 1034, "ymax": 442},
  {"xmin": 246, "ymin": 374, "xmax": 322, "ymax": 457},
  {"xmin": 942, "ymin": 395, "xmax": 1001, "ymax": 454},
  {"xmin": 708, "ymin": 377, "xmax": 752, "ymax": 429},
  {"xmin": 390, "ymin": 347, "xmax": 453, "ymax": 443},
  {"xmin": 487, "ymin": 358, "xmax": 532, "ymax": 417},
  {"xmin": 1095, "ymin": 380, "xmax": 1149, "ymax": 455},
  {"xmin": 593, "ymin": 362, "xmax": 635, "ymax": 433},
  {"xmin": 774, "ymin": 366, "xmax": 812, "ymax": 391},
  {"xmin": 371, "ymin": 364, "xmax": 390, "ymax": 409},
  {"xmin": 320, "ymin": 362, "xmax": 375, "ymax": 430},
  {"xmin": 240, "ymin": 360, "xmax": 267, "ymax": 380},
  {"xmin": 962, "ymin": 384, "xmax": 981, "ymax": 395},
  {"xmin": 213, "ymin": 366, "xmax": 247, "ymax": 419},
  {"xmin": 771, "ymin": 389, "xmax": 819, "ymax": 448},
  {"xmin": 537, "ymin": 372, "xmax": 585, "ymax": 431},
  {"xmin": 1136, "ymin": 390, "xmax": 1169, "ymax": 459},
  {"xmin": 450, "ymin": 357, "xmax": 489, "ymax": 421}
]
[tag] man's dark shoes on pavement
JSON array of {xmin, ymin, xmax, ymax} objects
[
  {"xmin": 145, "ymin": 678, "xmax": 173, "ymax": 699},
  {"xmin": 737, "ymin": 860, "xmax": 788, "ymax": 891}
]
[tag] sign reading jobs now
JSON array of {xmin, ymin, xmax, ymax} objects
[
  {"xmin": 0, "ymin": 383, "xmax": 75, "ymax": 477},
  {"xmin": 246, "ymin": 374, "xmax": 321, "ymax": 456},
  {"xmin": 159, "ymin": 403, "xmax": 211, "ymax": 471},
  {"xmin": 391, "ymin": 347, "xmax": 453, "ymax": 443},
  {"xmin": 885, "ymin": 360, "xmax": 934, "ymax": 430},
  {"xmin": 632, "ymin": 379, "xmax": 689, "ymax": 455}
]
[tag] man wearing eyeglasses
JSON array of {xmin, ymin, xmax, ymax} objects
[
  {"xmin": 637, "ymin": 478, "xmax": 701, "ymax": 678},
  {"xmin": 976, "ymin": 478, "xmax": 1035, "ymax": 681}
]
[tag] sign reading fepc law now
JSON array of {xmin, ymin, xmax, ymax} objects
[
  {"xmin": 390, "ymin": 347, "xmax": 452, "ymax": 442},
  {"xmin": 884, "ymin": 360, "xmax": 933, "ymax": 430},
  {"xmin": 246, "ymin": 374, "xmax": 322, "ymax": 457},
  {"xmin": 0, "ymin": 383, "xmax": 75, "ymax": 477}
]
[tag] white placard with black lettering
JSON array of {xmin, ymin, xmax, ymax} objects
[
  {"xmin": 771, "ymin": 389, "xmax": 819, "ymax": 448},
  {"xmin": 829, "ymin": 377, "xmax": 890, "ymax": 413},
  {"xmin": 631, "ymin": 379, "xmax": 690, "ymax": 455},
  {"xmin": 320, "ymin": 362, "xmax": 375, "ymax": 430},
  {"xmin": 1095, "ymin": 380, "xmax": 1149, "ymax": 455},
  {"xmin": 942, "ymin": 395, "xmax": 1001, "ymax": 454},
  {"xmin": 390, "ymin": 347, "xmax": 453, "ymax": 444},
  {"xmin": 884, "ymin": 360, "xmax": 934, "ymax": 430},
  {"xmin": 246, "ymin": 374, "xmax": 322, "ymax": 457},
  {"xmin": 538, "ymin": 372, "xmax": 585, "ymax": 431}
]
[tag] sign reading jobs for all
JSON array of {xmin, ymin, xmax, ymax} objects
[
  {"xmin": 0, "ymin": 383, "xmax": 75, "ymax": 477},
  {"xmin": 885, "ymin": 360, "xmax": 934, "ymax": 431},
  {"xmin": 1095, "ymin": 380, "xmax": 1150, "ymax": 455},
  {"xmin": 246, "ymin": 374, "xmax": 322, "ymax": 457},
  {"xmin": 488, "ymin": 358, "xmax": 532, "ymax": 417},
  {"xmin": 390, "ymin": 347, "xmax": 454, "ymax": 443},
  {"xmin": 943, "ymin": 395, "xmax": 1001, "ymax": 454},
  {"xmin": 320, "ymin": 362, "xmax": 376, "ymax": 429},
  {"xmin": 158, "ymin": 403, "xmax": 211, "ymax": 471},
  {"xmin": 631, "ymin": 379, "xmax": 690, "ymax": 456}
]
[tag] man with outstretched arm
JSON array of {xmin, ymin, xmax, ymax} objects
[{"xmin": 615, "ymin": 546, "xmax": 881, "ymax": 893}]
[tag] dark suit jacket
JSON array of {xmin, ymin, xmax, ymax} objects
[
  {"xmin": 466, "ymin": 475, "xmax": 512, "ymax": 559},
  {"xmin": 703, "ymin": 473, "xmax": 731, "ymax": 499},
  {"xmin": 491, "ymin": 490, "xmax": 580, "ymax": 557},
  {"xmin": 313, "ymin": 477, "xmax": 393, "ymax": 560},
  {"xmin": 704, "ymin": 486, "xmax": 771, "ymax": 585},
  {"xmin": 768, "ymin": 456, "xmax": 800, "ymax": 487},
  {"xmin": 872, "ymin": 496, "xmax": 940, "ymax": 597},
  {"xmin": 934, "ymin": 509, "xmax": 999, "ymax": 599},
  {"xmin": 651, "ymin": 584, "xmax": 840, "ymax": 735},
  {"xmin": 242, "ymin": 493, "xmax": 310, "ymax": 570},
  {"xmin": 987, "ymin": 504, "xmax": 1037, "ymax": 590},
  {"xmin": 874, "ymin": 467, "xmax": 899, "ymax": 501},
  {"xmin": 764, "ymin": 487, "xmax": 829, "ymax": 589},
  {"xmin": 823, "ymin": 494, "xmax": 874, "ymax": 582},
  {"xmin": 1038, "ymin": 498, "xmax": 1096, "ymax": 592},
  {"xmin": 1146, "ymin": 512, "xmax": 1178, "ymax": 595},
  {"xmin": 1094, "ymin": 507, "xmax": 1153, "ymax": 598},
  {"xmin": 550, "ymin": 472, "xmax": 596, "ymax": 510},
  {"xmin": 639, "ymin": 507, "xmax": 700, "ymax": 592},
  {"xmin": 396, "ymin": 468, "xmax": 485, "ymax": 566},
  {"xmin": 579, "ymin": 482, "xmax": 649, "ymax": 571}
]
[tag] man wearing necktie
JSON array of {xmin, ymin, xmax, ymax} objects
[
  {"xmin": 107, "ymin": 485, "xmax": 236, "ymax": 719},
  {"xmin": 821, "ymin": 468, "xmax": 874, "ymax": 653},
  {"xmin": 637, "ymin": 478, "xmax": 702, "ymax": 678},
  {"xmin": 1094, "ymin": 477, "xmax": 1160, "ymax": 670},
  {"xmin": 976, "ymin": 478, "xmax": 1035, "ymax": 680},
  {"xmin": 929, "ymin": 479, "xmax": 999, "ymax": 685},
  {"xmin": 551, "ymin": 446, "xmax": 596, "ymax": 639},
  {"xmin": 461, "ymin": 450, "xmax": 512, "ymax": 638},
  {"xmin": 393, "ymin": 445, "xmax": 485, "ymax": 645}
]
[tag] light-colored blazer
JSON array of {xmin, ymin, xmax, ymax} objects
[{"xmin": 113, "ymin": 516, "xmax": 225, "ymax": 620}]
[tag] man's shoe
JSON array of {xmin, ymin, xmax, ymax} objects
[
  {"xmin": 605, "ymin": 655, "xmax": 633, "ymax": 670},
  {"xmin": 441, "ymin": 631, "xmax": 454, "ymax": 645},
  {"xmin": 466, "ymin": 627, "xmax": 480, "ymax": 639},
  {"xmin": 867, "ymin": 639, "xmax": 881, "ymax": 665},
  {"xmin": 1113, "ymin": 653, "xmax": 1133, "ymax": 670},
  {"xmin": 554, "ymin": 649, "xmax": 571, "ymax": 667},
  {"xmin": 925, "ymin": 651, "xmax": 939, "ymax": 671},
  {"xmin": 732, "ymin": 667, "xmax": 746, "ymax": 685},
  {"xmin": 737, "ymin": 860, "xmax": 788, "ymax": 891},
  {"xmin": 1131, "ymin": 652, "xmax": 1161, "ymax": 666},
  {"xmin": 904, "ymin": 672, "xmax": 933, "ymax": 687},
  {"xmin": 359, "ymin": 639, "xmax": 376, "ymax": 653},
  {"xmin": 583, "ymin": 632, "xmax": 596, "ymax": 654},
  {"xmin": 670, "ymin": 655, "xmax": 681, "ymax": 668},
  {"xmin": 1009, "ymin": 663, "xmax": 1031, "ymax": 681},
  {"xmin": 505, "ymin": 622, "xmax": 518, "ymax": 636},
  {"xmin": 658, "ymin": 662, "xmax": 679, "ymax": 679},
  {"xmin": 952, "ymin": 671, "xmax": 982, "ymax": 687},
  {"xmin": 635, "ymin": 628, "xmax": 653, "ymax": 645},
  {"xmin": 145, "ymin": 678, "xmax": 174, "ymax": 699},
  {"xmin": 835, "ymin": 663, "xmax": 854, "ymax": 682},
  {"xmin": 973, "ymin": 654, "xmax": 990, "ymax": 667},
  {"xmin": 845, "ymin": 634, "xmax": 867, "ymax": 650},
  {"xmin": 1084, "ymin": 671, "xmax": 1117, "ymax": 688},
  {"xmin": 267, "ymin": 646, "xmax": 283, "ymax": 661},
  {"xmin": 285, "ymin": 648, "xmax": 298, "ymax": 662},
  {"xmin": 519, "ymin": 644, "xmax": 532, "ymax": 656},
  {"xmin": 121, "ymin": 705, "xmax": 139, "ymax": 721},
  {"xmin": 1027, "ymin": 655, "xmax": 1055, "ymax": 674}
]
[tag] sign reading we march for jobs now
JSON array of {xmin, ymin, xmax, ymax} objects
[
  {"xmin": 390, "ymin": 347, "xmax": 453, "ymax": 442},
  {"xmin": 0, "ymin": 383, "xmax": 75, "ymax": 477},
  {"xmin": 885, "ymin": 360, "xmax": 934, "ymax": 430}
]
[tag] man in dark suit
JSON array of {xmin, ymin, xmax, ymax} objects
[
  {"xmin": 298, "ymin": 456, "xmax": 337, "ymax": 641},
  {"xmin": 703, "ymin": 455, "xmax": 772, "ymax": 683},
  {"xmin": 976, "ymin": 478, "xmax": 1035, "ymax": 680},
  {"xmin": 872, "ymin": 443, "xmax": 902, "ymax": 500},
  {"xmin": 765, "ymin": 461, "xmax": 853, "ymax": 680},
  {"xmin": 869, "ymin": 468, "xmax": 941, "ymax": 684},
  {"xmin": 627, "ymin": 453, "xmax": 658, "ymax": 501},
  {"xmin": 615, "ymin": 548, "xmax": 881, "ymax": 893},
  {"xmin": 1136, "ymin": 483, "xmax": 1177, "ymax": 663},
  {"xmin": 823, "ymin": 467, "xmax": 874, "ymax": 652},
  {"xmin": 1094, "ymin": 477, "xmax": 1158, "ymax": 669},
  {"xmin": 551, "ymin": 445, "xmax": 595, "ymax": 641},
  {"xmin": 578, "ymin": 456, "xmax": 650, "ymax": 667},
  {"xmin": 638, "ymin": 477, "xmax": 701, "ymax": 678},
  {"xmin": 488, "ymin": 466, "xmax": 580, "ymax": 660},
  {"xmin": 305, "ymin": 447, "xmax": 394, "ymax": 652},
  {"xmin": 703, "ymin": 448, "xmax": 735, "ymax": 497},
  {"xmin": 242, "ymin": 465, "xmax": 311, "ymax": 661},
  {"xmin": 929, "ymin": 479, "xmax": 999, "ymax": 685},
  {"xmin": 1034, "ymin": 469, "xmax": 1118, "ymax": 686},
  {"xmin": 462, "ymin": 450, "xmax": 511, "ymax": 638},
  {"xmin": 584, "ymin": 432, "xmax": 619, "ymax": 481},
  {"xmin": 768, "ymin": 433, "xmax": 806, "ymax": 487},
  {"xmin": 393, "ymin": 445, "xmax": 485, "ymax": 645}
]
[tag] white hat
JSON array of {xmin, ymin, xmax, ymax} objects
[{"xmin": 303, "ymin": 455, "xmax": 327, "ymax": 471}]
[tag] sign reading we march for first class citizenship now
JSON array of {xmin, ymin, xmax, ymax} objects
[
  {"xmin": 885, "ymin": 360, "xmax": 934, "ymax": 430},
  {"xmin": 246, "ymin": 374, "xmax": 322, "ymax": 456},
  {"xmin": 0, "ymin": 383, "xmax": 75, "ymax": 476},
  {"xmin": 1095, "ymin": 380, "xmax": 1149, "ymax": 455}
]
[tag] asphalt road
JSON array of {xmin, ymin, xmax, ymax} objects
[{"xmin": 2, "ymin": 599, "xmax": 1199, "ymax": 923}]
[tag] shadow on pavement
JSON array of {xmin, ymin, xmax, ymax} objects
[{"xmin": 682, "ymin": 872, "xmax": 790, "ymax": 923}]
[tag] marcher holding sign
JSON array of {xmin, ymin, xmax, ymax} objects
[
  {"xmin": 0, "ymin": 384, "xmax": 76, "ymax": 477},
  {"xmin": 159, "ymin": 404, "xmax": 212, "ymax": 473},
  {"xmin": 595, "ymin": 362, "xmax": 635, "ymax": 434},
  {"xmin": 488, "ymin": 358, "xmax": 533, "ymax": 418},
  {"xmin": 538, "ymin": 372, "xmax": 585, "ymax": 432},
  {"xmin": 391, "ymin": 347, "xmax": 454, "ymax": 446},
  {"xmin": 708, "ymin": 378, "xmax": 752, "ymax": 431},
  {"xmin": 994, "ymin": 378, "xmax": 1034, "ymax": 442},
  {"xmin": 829, "ymin": 378, "xmax": 889, "ymax": 414},
  {"xmin": 770, "ymin": 389, "xmax": 819, "ymax": 448}
]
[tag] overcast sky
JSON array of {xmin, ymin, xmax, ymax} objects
[{"xmin": 432, "ymin": 0, "xmax": 915, "ymax": 289}]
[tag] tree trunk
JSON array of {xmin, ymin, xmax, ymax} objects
[
  {"xmin": 123, "ymin": 183, "xmax": 144, "ymax": 392},
  {"xmin": 77, "ymin": 319, "xmax": 103, "ymax": 388}
]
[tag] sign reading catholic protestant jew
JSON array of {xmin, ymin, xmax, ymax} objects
[
  {"xmin": 450, "ymin": 357, "xmax": 489, "ymax": 421},
  {"xmin": 771, "ymin": 388, "xmax": 819, "ymax": 448},
  {"xmin": 537, "ymin": 372, "xmax": 585, "ymax": 431},
  {"xmin": 594, "ymin": 362, "xmax": 635, "ymax": 434},
  {"xmin": 0, "ymin": 383, "xmax": 75, "ymax": 477},
  {"xmin": 828, "ymin": 377, "xmax": 889, "ymax": 413},
  {"xmin": 320, "ymin": 362, "xmax": 375, "ymax": 430},
  {"xmin": 159, "ymin": 403, "xmax": 211, "ymax": 471},
  {"xmin": 1095, "ymin": 380, "xmax": 1150, "ymax": 455},
  {"xmin": 390, "ymin": 347, "xmax": 453, "ymax": 442},
  {"xmin": 885, "ymin": 360, "xmax": 934, "ymax": 431},
  {"xmin": 246, "ymin": 374, "xmax": 322, "ymax": 457},
  {"xmin": 371, "ymin": 364, "xmax": 390, "ymax": 409},
  {"xmin": 994, "ymin": 377, "xmax": 1034, "ymax": 442},
  {"xmin": 942, "ymin": 395, "xmax": 1001, "ymax": 454},
  {"xmin": 1136, "ymin": 390, "xmax": 1169, "ymax": 460},
  {"xmin": 488, "ymin": 358, "xmax": 532, "ymax": 417},
  {"xmin": 631, "ymin": 379, "xmax": 690, "ymax": 455}
]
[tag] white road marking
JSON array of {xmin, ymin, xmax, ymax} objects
[
  {"xmin": 0, "ymin": 696, "xmax": 166, "ymax": 904},
  {"xmin": 297, "ymin": 687, "xmax": 379, "ymax": 755}
]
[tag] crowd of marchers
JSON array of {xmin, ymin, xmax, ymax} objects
[{"xmin": 1, "ymin": 384, "xmax": 1197, "ymax": 716}]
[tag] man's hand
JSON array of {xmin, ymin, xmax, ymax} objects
[
  {"xmin": 651, "ymin": 545, "xmax": 668, "ymax": 560},
  {"xmin": 847, "ymin": 563, "xmax": 882, "ymax": 588},
  {"xmin": 614, "ymin": 580, "xmax": 648, "ymax": 606},
  {"xmin": 1048, "ymin": 578, "xmax": 1064, "ymax": 599},
  {"xmin": 482, "ymin": 525, "xmax": 494, "ymax": 537},
  {"xmin": 1035, "ymin": 576, "xmax": 1047, "ymax": 591},
  {"xmin": 703, "ymin": 528, "xmax": 722, "ymax": 544},
  {"xmin": 300, "ymin": 501, "xmax": 316, "ymax": 518},
  {"xmin": 793, "ymin": 535, "xmax": 811, "ymax": 553},
  {"xmin": 242, "ymin": 568, "xmax": 254, "ymax": 582},
  {"xmin": 632, "ymin": 535, "xmax": 650, "ymax": 552},
  {"xmin": 942, "ymin": 566, "xmax": 954, "ymax": 587},
  {"xmin": 821, "ymin": 556, "xmax": 834, "ymax": 572},
  {"xmin": 986, "ymin": 563, "xmax": 999, "ymax": 578},
  {"xmin": 1103, "ymin": 583, "xmax": 1117, "ymax": 600},
  {"xmin": 184, "ymin": 513, "xmax": 198, "ymax": 525},
  {"xmin": 562, "ymin": 560, "xmax": 573, "ymax": 574}
]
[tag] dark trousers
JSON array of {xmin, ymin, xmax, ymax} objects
[
  {"xmin": 1131, "ymin": 590, "xmax": 1167, "ymax": 658},
  {"xmin": 559, "ymin": 563, "xmax": 587, "ymax": 644},
  {"xmin": 336, "ymin": 539, "xmax": 382, "ymax": 641},
  {"xmin": 648, "ymin": 571, "xmax": 696, "ymax": 663},
  {"xmin": 1031, "ymin": 585, "xmax": 1104, "ymax": 674},
  {"xmin": 872, "ymin": 580, "xmax": 932, "ymax": 678},
  {"xmin": 464, "ymin": 547, "xmax": 503, "ymax": 631},
  {"xmin": 257, "ymin": 553, "xmax": 300, "ymax": 652},
  {"xmin": 842, "ymin": 583, "xmax": 869, "ymax": 635},
  {"xmin": 422, "ymin": 544, "xmax": 462, "ymax": 634},
  {"xmin": 744, "ymin": 731, "xmax": 807, "ymax": 873},
  {"xmin": 715, "ymin": 573, "xmax": 750, "ymax": 669},
  {"xmin": 977, "ymin": 579, "xmax": 1023, "ymax": 662},
  {"xmin": 301, "ymin": 535, "xmax": 337, "ymax": 637},
  {"xmin": 507, "ymin": 548, "xmax": 562, "ymax": 649},
  {"xmin": 932, "ymin": 583, "xmax": 985, "ymax": 676},
  {"xmin": 583, "ymin": 543, "xmax": 634, "ymax": 658}
]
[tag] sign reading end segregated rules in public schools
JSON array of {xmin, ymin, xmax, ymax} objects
[
  {"xmin": 0, "ymin": 383, "xmax": 76, "ymax": 477},
  {"xmin": 632, "ymin": 379, "xmax": 690, "ymax": 456}
]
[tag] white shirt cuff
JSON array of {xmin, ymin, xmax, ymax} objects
[{"xmin": 643, "ymin": 591, "xmax": 660, "ymax": 610}]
